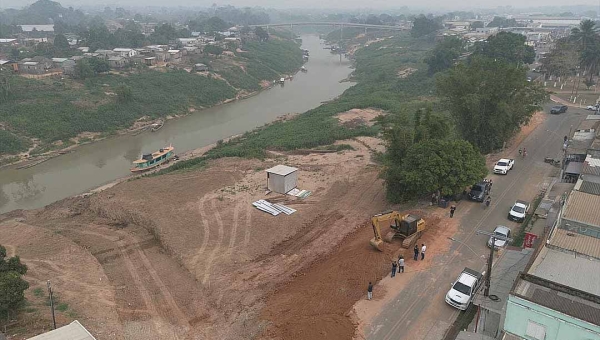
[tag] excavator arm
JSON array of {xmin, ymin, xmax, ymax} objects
[{"xmin": 370, "ymin": 211, "xmax": 402, "ymax": 252}]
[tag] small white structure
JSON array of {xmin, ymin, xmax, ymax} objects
[
  {"xmin": 27, "ymin": 320, "xmax": 96, "ymax": 340},
  {"xmin": 266, "ymin": 165, "xmax": 298, "ymax": 194}
]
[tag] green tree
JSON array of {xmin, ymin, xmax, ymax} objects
[
  {"xmin": 472, "ymin": 32, "xmax": 535, "ymax": 64},
  {"xmin": 436, "ymin": 56, "xmax": 547, "ymax": 153},
  {"xmin": 88, "ymin": 57, "xmax": 110, "ymax": 74},
  {"xmin": 255, "ymin": 26, "xmax": 269, "ymax": 42},
  {"xmin": 570, "ymin": 19, "xmax": 597, "ymax": 52},
  {"xmin": 411, "ymin": 15, "xmax": 442, "ymax": 38},
  {"xmin": 0, "ymin": 245, "xmax": 29, "ymax": 314},
  {"xmin": 471, "ymin": 21, "xmax": 484, "ymax": 30},
  {"xmin": 73, "ymin": 59, "xmax": 95, "ymax": 79},
  {"xmin": 424, "ymin": 36, "xmax": 464, "ymax": 74},
  {"xmin": 540, "ymin": 38, "xmax": 579, "ymax": 78},
  {"xmin": 116, "ymin": 83, "xmax": 133, "ymax": 103},
  {"xmin": 384, "ymin": 139, "xmax": 487, "ymax": 202},
  {"xmin": 486, "ymin": 17, "xmax": 518, "ymax": 28},
  {"xmin": 53, "ymin": 33, "xmax": 70, "ymax": 49},
  {"xmin": 203, "ymin": 45, "xmax": 223, "ymax": 56}
]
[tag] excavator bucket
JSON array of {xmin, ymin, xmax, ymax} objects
[{"xmin": 370, "ymin": 237, "xmax": 384, "ymax": 252}]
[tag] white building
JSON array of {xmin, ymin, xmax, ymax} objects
[
  {"xmin": 112, "ymin": 48, "xmax": 138, "ymax": 58},
  {"xmin": 266, "ymin": 165, "xmax": 298, "ymax": 194}
]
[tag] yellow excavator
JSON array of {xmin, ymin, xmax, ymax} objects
[{"xmin": 369, "ymin": 210, "xmax": 426, "ymax": 252}]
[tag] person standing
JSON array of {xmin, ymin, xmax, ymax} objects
[
  {"xmin": 431, "ymin": 193, "xmax": 436, "ymax": 206},
  {"xmin": 450, "ymin": 205, "xmax": 456, "ymax": 218},
  {"xmin": 421, "ymin": 243, "xmax": 427, "ymax": 260},
  {"xmin": 367, "ymin": 282, "xmax": 373, "ymax": 300},
  {"xmin": 398, "ymin": 256, "xmax": 405, "ymax": 273},
  {"xmin": 391, "ymin": 261, "xmax": 397, "ymax": 277},
  {"xmin": 413, "ymin": 244, "xmax": 419, "ymax": 260}
]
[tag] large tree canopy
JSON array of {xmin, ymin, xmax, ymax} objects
[
  {"xmin": 472, "ymin": 32, "xmax": 535, "ymax": 64},
  {"xmin": 0, "ymin": 245, "xmax": 29, "ymax": 313},
  {"xmin": 385, "ymin": 139, "xmax": 487, "ymax": 202},
  {"xmin": 436, "ymin": 56, "xmax": 547, "ymax": 153},
  {"xmin": 424, "ymin": 36, "xmax": 464, "ymax": 74},
  {"xmin": 411, "ymin": 15, "xmax": 442, "ymax": 38}
]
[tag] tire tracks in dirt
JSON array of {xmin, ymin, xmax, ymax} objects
[
  {"xmin": 228, "ymin": 201, "xmax": 239, "ymax": 256},
  {"xmin": 202, "ymin": 200, "xmax": 225, "ymax": 285},
  {"xmin": 192, "ymin": 196, "xmax": 211, "ymax": 279}
]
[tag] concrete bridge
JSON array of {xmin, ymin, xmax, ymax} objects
[{"xmin": 249, "ymin": 22, "xmax": 407, "ymax": 38}]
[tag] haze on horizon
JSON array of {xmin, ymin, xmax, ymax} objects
[{"xmin": 2, "ymin": 0, "xmax": 600, "ymax": 11}]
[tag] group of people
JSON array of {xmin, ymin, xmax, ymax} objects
[{"xmin": 518, "ymin": 147, "xmax": 527, "ymax": 158}]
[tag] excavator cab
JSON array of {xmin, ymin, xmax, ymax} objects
[{"xmin": 370, "ymin": 211, "xmax": 425, "ymax": 252}]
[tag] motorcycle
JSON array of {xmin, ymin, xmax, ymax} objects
[{"xmin": 544, "ymin": 157, "xmax": 560, "ymax": 166}]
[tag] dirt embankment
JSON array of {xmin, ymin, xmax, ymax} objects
[{"xmin": 0, "ymin": 135, "xmax": 392, "ymax": 339}]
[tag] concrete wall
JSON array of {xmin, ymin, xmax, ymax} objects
[
  {"xmin": 504, "ymin": 295, "xmax": 600, "ymax": 340},
  {"xmin": 267, "ymin": 172, "xmax": 297, "ymax": 194}
]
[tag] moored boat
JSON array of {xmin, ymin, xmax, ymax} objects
[{"xmin": 130, "ymin": 145, "xmax": 175, "ymax": 172}]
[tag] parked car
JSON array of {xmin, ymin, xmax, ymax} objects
[
  {"xmin": 493, "ymin": 158, "xmax": 514, "ymax": 175},
  {"xmin": 550, "ymin": 105, "xmax": 568, "ymax": 114},
  {"xmin": 468, "ymin": 181, "xmax": 491, "ymax": 202},
  {"xmin": 445, "ymin": 267, "xmax": 484, "ymax": 310},
  {"xmin": 487, "ymin": 225, "xmax": 511, "ymax": 249},
  {"xmin": 508, "ymin": 200, "xmax": 530, "ymax": 222},
  {"xmin": 587, "ymin": 104, "xmax": 599, "ymax": 111}
]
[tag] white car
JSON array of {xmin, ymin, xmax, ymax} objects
[
  {"xmin": 487, "ymin": 225, "xmax": 511, "ymax": 249},
  {"xmin": 508, "ymin": 200, "xmax": 530, "ymax": 222},
  {"xmin": 493, "ymin": 158, "xmax": 514, "ymax": 175},
  {"xmin": 587, "ymin": 104, "xmax": 599, "ymax": 111},
  {"xmin": 445, "ymin": 268, "xmax": 483, "ymax": 310}
]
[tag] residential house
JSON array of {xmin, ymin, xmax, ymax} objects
[
  {"xmin": 167, "ymin": 49, "xmax": 182, "ymax": 62},
  {"xmin": 19, "ymin": 24, "xmax": 54, "ymax": 33},
  {"xmin": 77, "ymin": 47, "xmax": 90, "ymax": 53},
  {"xmin": 108, "ymin": 56, "xmax": 127, "ymax": 69},
  {"xmin": 475, "ymin": 27, "xmax": 499, "ymax": 34},
  {"xmin": 0, "ymin": 38, "xmax": 18, "ymax": 46},
  {"xmin": 144, "ymin": 57, "xmax": 156, "ymax": 66},
  {"xmin": 18, "ymin": 57, "xmax": 52, "ymax": 74},
  {"xmin": 94, "ymin": 49, "xmax": 114, "ymax": 59},
  {"xmin": 194, "ymin": 63, "xmax": 208, "ymax": 72},
  {"xmin": 0, "ymin": 60, "xmax": 19, "ymax": 72},
  {"xmin": 183, "ymin": 46, "xmax": 200, "ymax": 54},
  {"xmin": 51, "ymin": 58, "xmax": 69, "ymax": 68},
  {"xmin": 113, "ymin": 48, "xmax": 138, "ymax": 58},
  {"xmin": 177, "ymin": 38, "xmax": 199, "ymax": 46}
]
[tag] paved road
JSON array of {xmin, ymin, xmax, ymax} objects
[{"xmin": 366, "ymin": 104, "xmax": 587, "ymax": 340}]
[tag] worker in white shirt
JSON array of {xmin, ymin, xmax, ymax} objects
[{"xmin": 421, "ymin": 244, "xmax": 427, "ymax": 260}]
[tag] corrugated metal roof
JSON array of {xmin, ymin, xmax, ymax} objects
[
  {"xmin": 563, "ymin": 190, "xmax": 600, "ymax": 228},
  {"xmin": 28, "ymin": 320, "xmax": 96, "ymax": 340},
  {"xmin": 577, "ymin": 180, "xmax": 600, "ymax": 195},
  {"xmin": 266, "ymin": 165, "xmax": 298, "ymax": 176},
  {"xmin": 531, "ymin": 289, "xmax": 600, "ymax": 325},
  {"xmin": 549, "ymin": 228, "xmax": 600, "ymax": 259},
  {"xmin": 565, "ymin": 161, "xmax": 583, "ymax": 174},
  {"xmin": 528, "ymin": 246, "xmax": 600, "ymax": 295},
  {"xmin": 582, "ymin": 154, "xmax": 600, "ymax": 176},
  {"xmin": 567, "ymin": 139, "xmax": 593, "ymax": 154},
  {"xmin": 587, "ymin": 115, "xmax": 600, "ymax": 120},
  {"xmin": 590, "ymin": 138, "xmax": 600, "ymax": 151},
  {"xmin": 577, "ymin": 119, "xmax": 600, "ymax": 131}
]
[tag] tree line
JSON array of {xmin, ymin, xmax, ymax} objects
[{"xmin": 383, "ymin": 31, "xmax": 546, "ymax": 202}]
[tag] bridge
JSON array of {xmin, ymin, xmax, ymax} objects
[{"xmin": 249, "ymin": 22, "xmax": 407, "ymax": 38}]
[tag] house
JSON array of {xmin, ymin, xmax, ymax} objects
[
  {"xmin": 144, "ymin": 57, "xmax": 156, "ymax": 66},
  {"xmin": 70, "ymin": 55, "xmax": 85, "ymax": 63},
  {"xmin": 265, "ymin": 165, "xmax": 298, "ymax": 194},
  {"xmin": 194, "ymin": 63, "xmax": 208, "ymax": 72},
  {"xmin": 94, "ymin": 49, "xmax": 114, "ymax": 59},
  {"xmin": 19, "ymin": 24, "xmax": 54, "ymax": 33},
  {"xmin": 167, "ymin": 49, "xmax": 182, "ymax": 62},
  {"xmin": 51, "ymin": 58, "xmax": 69, "ymax": 68},
  {"xmin": 177, "ymin": 38, "xmax": 199, "ymax": 46},
  {"xmin": 0, "ymin": 38, "xmax": 18, "ymax": 46},
  {"xmin": 0, "ymin": 60, "xmax": 19, "ymax": 72},
  {"xmin": 77, "ymin": 47, "xmax": 90, "ymax": 53},
  {"xmin": 18, "ymin": 57, "xmax": 52, "ymax": 74},
  {"xmin": 113, "ymin": 48, "xmax": 138, "ymax": 58},
  {"xmin": 27, "ymin": 320, "xmax": 96, "ymax": 340},
  {"xmin": 108, "ymin": 56, "xmax": 127, "ymax": 69},
  {"xmin": 183, "ymin": 46, "xmax": 199, "ymax": 54}
]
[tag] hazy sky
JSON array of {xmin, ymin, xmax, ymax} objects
[{"xmin": 3, "ymin": 0, "xmax": 600, "ymax": 10}]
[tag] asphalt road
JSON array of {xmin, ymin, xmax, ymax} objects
[{"xmin": 366, "ymin": 103, "xmax": 587, "ymax": 340}]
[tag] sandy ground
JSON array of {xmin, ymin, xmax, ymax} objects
[
  {"xmin": 337, "ymin": 108, "xmax": 384, "ymax": 127},
  {"xmin": 0, "ymin": 134, "xmax": 393, "ymax": 339}
]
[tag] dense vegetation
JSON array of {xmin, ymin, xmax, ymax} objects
[
  {"xmin": 0, "ymin": 70, "xmax": 237, "ymax": 143},
  {"xmin": 0, "ymin": 130, "xmax": 31, "ymax": 155},
  {"xmin": 0, "ymin": 245, "xmax": 29, "ymax": 316}
]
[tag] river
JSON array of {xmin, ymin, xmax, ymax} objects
[{"xmin": 0, "ymin": 35, "xmax": 353, "ymax": 214}]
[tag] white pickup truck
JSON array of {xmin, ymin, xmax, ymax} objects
[
  {"xmin": 493, "ymin": 158, "xmax": 514, "ymax": 175},
  {"xmin": 508, "ymin": 200, "xmax": 530, "ymax": 222},
  {"xmin": 445, "ymin": 267, "xmax": 484, "ymax": 310}
]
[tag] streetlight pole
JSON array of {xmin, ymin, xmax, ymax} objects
[{"xmin": 476, "ymin": 230, "xmax": 513, "ymax": 297}]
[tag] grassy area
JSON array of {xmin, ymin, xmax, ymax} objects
[
  {"xmin": 160, "ymin": 34, "xmax": 437, "ymax": 174},
  {"xmin": 0, "ymin": 129, "xmax": 31, "ymax": 154},
  {"xmin": 242, "ymin": 39, "xmax": 304, "ymax": 75}
]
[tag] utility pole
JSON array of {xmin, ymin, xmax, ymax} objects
[
  {"xmin": 47, "ymin": 280, "xmax": 56, "ymax": 329},
  {"xmin": 476, "ymin": 230, "xmax": 513, "ymax": 297}
]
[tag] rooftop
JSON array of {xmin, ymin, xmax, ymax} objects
[
  {"xmin": 0, "ymin": 38, "xmax": 17, "ymax": 43},
  {"xmin": 113, "ymin": 48, "xmax": 133, "ymax": 52},
  {"xmin": 513, "ymin": 273, "xmax": 600, "ymax": 326},
  {"xmin": 576, "ymin": 119, "xmax": 600, "ymax": 131},
  {"xmin": 562, "ymin": 190, "xmax": 600, "ymax": 229},
  {"xmin": 582, "ymin": 154, "xmax": 600, "ymax": 176},
  {"xmin": 51, "ymin": 58, "xmax": 68, "ymax": 62},
  {"xmin": 19, "ymin": 24, "xmax": 54, "ymax": 32},
  {"xmin": 575, "ymin": 179, "xmax": 600, "ymax": 195},
  {"xmin": 567, "ymin": 139, "xmax": 593, "ymax": 155},
  {"xmin": 527, "ymin": 245, "xmax": 600, "ymax": 295},
  {"xmin": 27, "ymin": 320, "xmax": 96, "ymax": 340},
  {"xmin": 266, "ymin": 165, "xmax": 298, "ymax": 176},
  {"xmin": 548, "ymin": 228, "xmax": 600, "ymax": 260},
  {"xmin": 564, "ymin": 161, "xmax": 583, "ymax": 175}
]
